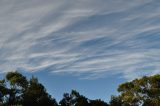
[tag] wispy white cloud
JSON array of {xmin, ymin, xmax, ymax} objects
[{"xmin": 0, "ymin": 0, "xmax": 160, "ymax": 80}]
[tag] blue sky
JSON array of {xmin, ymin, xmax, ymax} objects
[{"xmin": 0, "ymin": 0, "xmax": 160, "ymax": 102}]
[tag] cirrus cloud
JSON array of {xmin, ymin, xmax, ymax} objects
[{"xmin": 0, "ymin": 0, "xmax": 160, "ymax": 80}]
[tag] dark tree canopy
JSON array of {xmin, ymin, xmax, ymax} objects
[
  {"xmin": 89, "ymin": 99, "xmax": 109, "ymax": 106},
  {"xmin": 109, "ymin": 96, "xmax": 123, "ymax": 106},
  {"xmin": 0, "ymin": 71, "xmax": 57, "ymax": 106},
  {"xmin": 59, "ymin": 90, "xmax": 109, "ymax": 106},
  {"xmin": 59, "ymin": 90, "xmax": 89, "ymax": 106},
  {"xmin": 1, "ymin": 71, "xmax": 160, "ymax": 106}
]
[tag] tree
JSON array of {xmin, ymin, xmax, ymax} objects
[
  {"xmin": 0, "ymin": 71, "xmax": 57, "ymax": 106},
  {"xmin": 59, "ymin": 90, "xmax": 109, "ymax": 106},
  {"xmin": 6, "ymin": 71, "xmax": 28, "ymax": 105},
  {"xmin": 109, "ymin": 96, "xmax": 123, "ymax": 106},
  {"xmin": 0, "ymin": 79, "xmax": 8, "ymax": 105},
  {"xmin": 23, "ymin": 76, "xmax": 57, "ymax": 106},
  {"xmin": 89, "ymin": 99, "xmax": 109, "ymax": 106},
  {"xmin": 71, "ymin": 90, "xmax": 89, "ymax": 106},
  {"xmin": 59, "ymin": 90, "xmax": 87, "ymax": 106},
  {"xmin": 117, "ymin": 75, "xmax": 160, "ymax": 106}
]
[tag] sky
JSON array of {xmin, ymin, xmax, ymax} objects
[{"xmin": 0, "ymin": 0, "xmax": 160, "ymax": 102}]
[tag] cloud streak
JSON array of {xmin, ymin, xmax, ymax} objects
[{"xmin": 0, "ymin": 0, "xmax": 160, "ymax": 80}]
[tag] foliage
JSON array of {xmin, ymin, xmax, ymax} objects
[
  {"xmin": 1, "ymin": 71, "xmax": 160, "ymax": 106},
  {"xmin": 109, "ymin": 96, "xmax": 123, "ymax": 106},
  {"xmin": 0, "ymin": 71, "xmax": 57, "ymax": 106},
  {"xmin": 89, "ymin": 99, "xmax": 109, "ymax": 106},
  {"xmin": 59, "ymin": 90, "xmax": 109, "ymax": 106},
  {"xmin": 116, "ymin": 75, "xmax": 160, "ymax": 106}
]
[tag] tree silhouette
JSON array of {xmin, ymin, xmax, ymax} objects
[
  {"xmin": 59, "ymin": 90, "xmax": 89, "ymax": 106},
  {"xmin": 23, "ymin": 76, "xmax": 57, "ymax": 106},
  {"xmin": 59, "ymin": 90, "xmax": 108, "ymax": 106},
  {"xmin": 0, "ymin": 71, "xmax": 57, "ymax": 106},
  {"xmin": 1, "ymin": 71, "xmax": 160, "ymax": 106},
  {"xmin": 89, "ymin": 99, "xmax": 109, "ymax": 106},
  {"xmin": 109, "ymin": 96, "xmax": 123, "ymax": 106},
  {"xmin": 6, "ymin": 71, "xmax": 28, "ymax": 105}
]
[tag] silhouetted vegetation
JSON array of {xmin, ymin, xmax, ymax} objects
[
  {"xmin": 59, "ymin": 90, "xmax": 109, "ymax": 106},
  {"xmin": 1, "ymin": 71, "xmax": 160, "ymax": 106},
  {"xmin": 0, "ymin": 72, "xmax": 57, "ymax": 106}
]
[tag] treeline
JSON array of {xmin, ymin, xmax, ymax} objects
[{"xmin": 0, "ymin": 72, "xmax": 160, "ymax": 106}]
